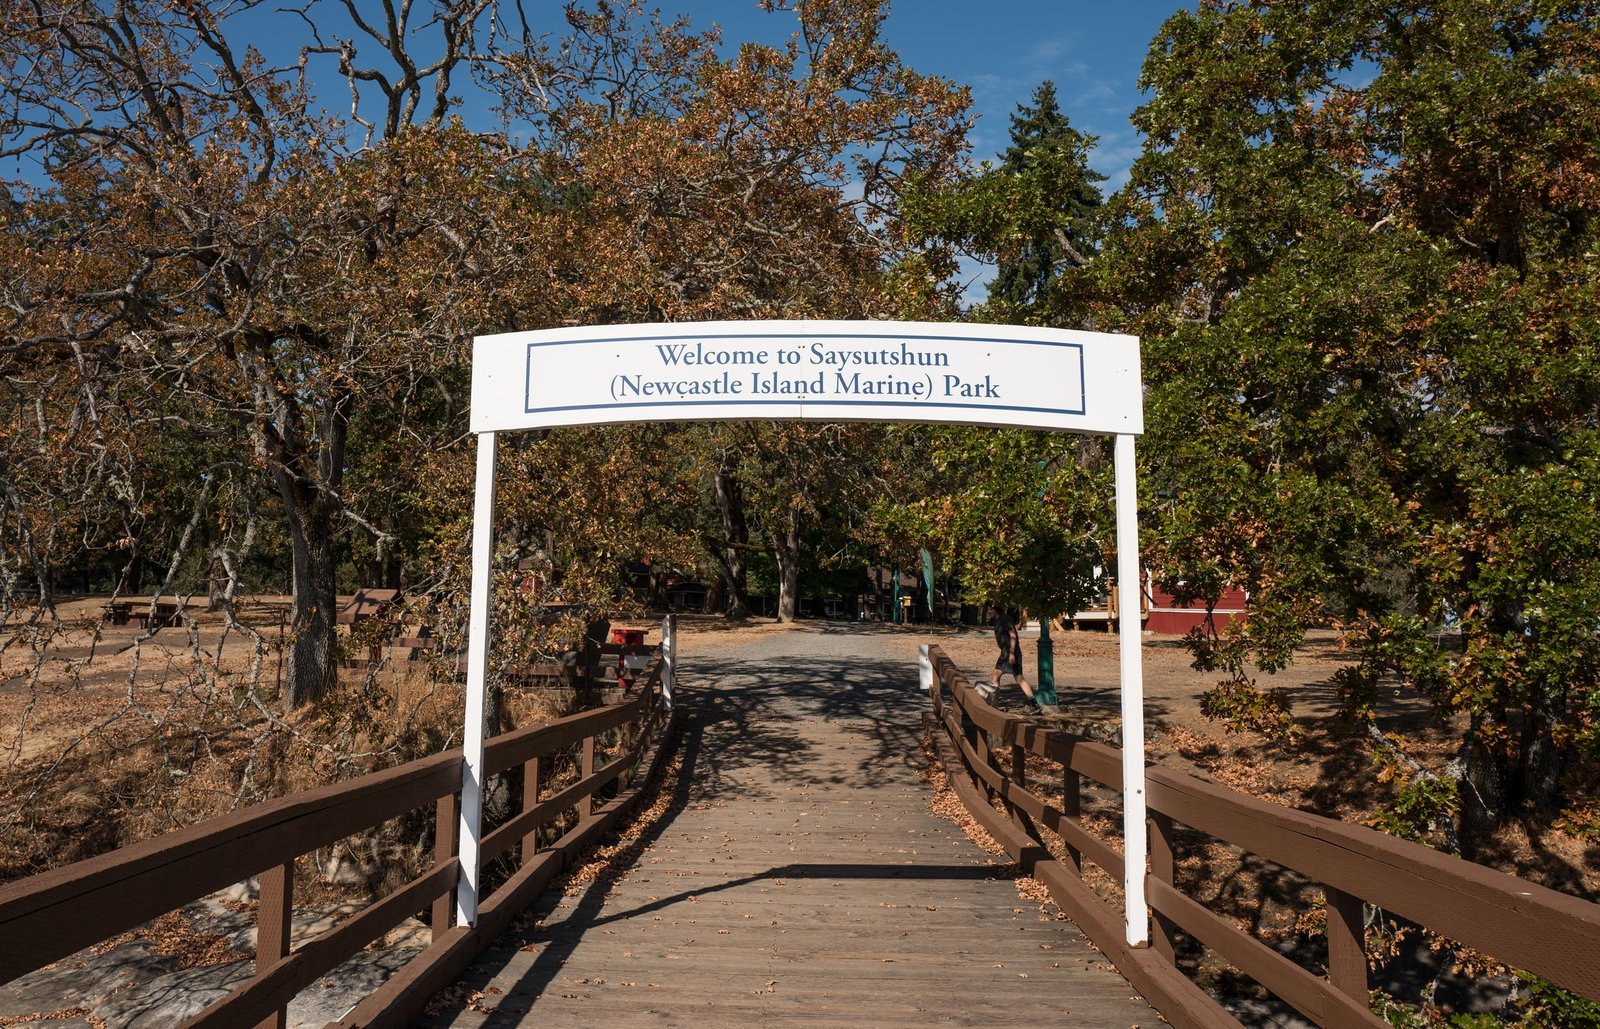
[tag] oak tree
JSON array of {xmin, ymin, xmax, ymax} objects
[{"xmin": 1100, "ymin": 0, "xmax": 1600, "ymax": 833}]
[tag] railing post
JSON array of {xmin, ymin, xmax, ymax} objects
[
  {"xmin": 973, "ymin": 720, "xmax": 995, "ymax": 797},
  {"xmin": 1008, "ymin": 736, "xmax": 1038, "ymax": 838},
  {"xmin": 433, "ymin": 792, "xmax": 459, "ymax": 935},
  {"xmin": 620, "ymin": 711, "xmax": 636, "ymax": 789},
  {"xmin": 254, "ymin": 861, "xmax": 293, "ymax": 1029},
  {"xmin": 1062, "ymin": 765, "xmax": 1082, "ymax": 876},
  {"xmin": 579, "ymin": 734, "xmax": 596, "ymax": 822},
  {"xmin": 1326, "ymin": 886, "xmax": 1368, "ymax": 1003},
  {"xmin": 661, "ymin": 614, "xmax": 675, "ymax": 709},
  {"xmin": 521, "ymin": 756, "xmax": 542, "ymax": 867},
  {"xmin": 1149, "ymin": 811, "xmax": 1177, "ymax": 963}
]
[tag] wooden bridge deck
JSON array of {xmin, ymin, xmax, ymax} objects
[{"xmin": 418, "ymin": 626, "xmax": 1154, "ymax": 1026}]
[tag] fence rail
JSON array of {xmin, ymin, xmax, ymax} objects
[
  {"xmin": 9, "ymin": 640, "xmax": 1595, "ymax": 1029},
  {"xmin": 0, "ymin": 645, "xmax": 675, "ymax": 1029},
  {"xmin": 921, "ymin": 644, "xmax": 1600, "ymax": 1029}
]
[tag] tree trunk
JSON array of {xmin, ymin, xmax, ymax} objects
[
  {"xmin": 1519, "ymin": 700, "xmax": 1568, "ymax": 811},
  {"xmin": 1458, "ymin": 713, "xmax": 1508, "ymax": 856},
  {"xmin": 118, "ymin": 537, "xmax": 144, "ymax": 596},
  {"xmin": 774, "ymin": 509, "xmax": 801, "ymax": 623},
  {"xmin": 208, "ymin": 551, "xmax": 228, "ymax": 611},
  {"xmin": 714, "ymin": 466, "xmax": 751, "ymax": 619},
  {"xmin": 279, "ymin": 477, "xmax": 341, "ymax": 707},
  {"xmin": 272, "ymin": 388, "xmax": 351, "ymax": 708}
]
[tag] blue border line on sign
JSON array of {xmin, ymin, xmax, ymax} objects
[{"xmin": 520, "ymin": 332, "xmax": 1089, "ymax": 419}]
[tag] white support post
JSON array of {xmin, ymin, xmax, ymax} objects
[
  {"xmin": 1114, "ymin": 432, "xmax": 1149, "ymax": 947},
  {"xmin": 660, "ymin": 613, "xmax": 675, "ymax": 709},
  {"xmin": 918, "ymin": 644, "xmax": 933, "ymax": 695},
  {"xmin": 456, "ymin": 431, "xmax": 498, "ymax": 927}
]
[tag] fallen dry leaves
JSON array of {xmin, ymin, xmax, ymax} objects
[{"xmin": 920, "ymin": 737, "xmax": 1059, "ymax": 916}]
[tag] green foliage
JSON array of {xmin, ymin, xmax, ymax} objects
[
  {"xmin": 1370, "ymin": 990, "xmax": 1544, "ymax": 1029},
  {"xmin": 903, "ymin": 79, "xmax": 1104, "ymax": 326},
  {"xmin": 870, "ymin": 426, "xmax": 1112, "ymax": 619},
  {"xmin": 1368, "ymin": 746, "xmax": 1462, "ymax": 851},
  {"xmin": 1098, "ymin": 0, "xmax": 1600, "ymax": 824},
  {"xmin": 1514, "ymin": 972, "xmax": 1600, "ymax": 1028},
  {"xmin": 1197, "ymin": 678, "xmax": 1301, "ymax": 744},
  {"xmin": 1380, "ymin": 974, "xmax": 1600, "ymax": 1029},
  {"xmin": 1555, "ymin": 805, "xmax": 1600, "ymax": 840}
]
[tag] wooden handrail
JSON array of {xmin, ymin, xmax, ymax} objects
[
  {"xmin": 922, "ymin": 644, "xmax": 1600, "ymax": 1027},
  {"xmin": 0, "ymin": 752, "xmax": 462, "ymax": 978},
  {"xmin": 0, "ymin": 645, "xmax": 675, "ymax": 1029},
  {"xmin": 1144, "ymin": 766, "xmax": 1600, "ymax": 999},
  {"xmin": 183, "ymin": 860, "xmax": 462, "ymax": 1029}
]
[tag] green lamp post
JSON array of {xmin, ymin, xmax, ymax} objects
[{"xmin": 1036, "ymin": 616, "xmax": 1058, "ymax": 706}]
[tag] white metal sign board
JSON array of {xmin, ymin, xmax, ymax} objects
[
  {"xmin": 472, "ymin": 320, "xmax": 1142, "ymax": 436},
  {"xmin": 457, "ymin": 318, "xmax": 1151, "ymax": 950}
]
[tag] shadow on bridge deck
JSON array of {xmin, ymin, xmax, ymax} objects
[{"xmin": 417, "ymin": 629, "xmax": 1154, "ymax": 1027}]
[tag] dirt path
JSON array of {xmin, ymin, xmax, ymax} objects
[{"xmin": 667, "ymin": 615, "xmax": 1361, "ymax": 736}]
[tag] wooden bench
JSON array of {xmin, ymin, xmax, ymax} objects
[
  {"xmin": 337, "ymin": 589, "xmax": 403, "ymax": 667},
  {"xmin": 392, "ymin": 634, "xmax": 436, "ymax": 662},
  {"xmin": 102, "ymin": 601, "xmax": 133, "ymax": 626},
  {"xmin": 337, "ymin": 587, "xmax": 401, "ymax": 626},
  {"xmin": 143, "ymin": 600, "xmax": 193, "ymax": 628}
]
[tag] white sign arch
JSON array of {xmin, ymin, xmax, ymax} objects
[{"xmin": 461, "ymin": 320, "xmax": 1150, "ymax": 945}]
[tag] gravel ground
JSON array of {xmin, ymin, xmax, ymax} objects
[{"xmin": 666, "ymin": 614, "xmax": 1360, "ymax": 738}]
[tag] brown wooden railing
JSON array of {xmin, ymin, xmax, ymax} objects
[
  {"xmin": 922, "ymin": 644, "xmax": 1600, "ymax": 1029},
  {"xmin": 0, "ymin": 650, "xmax": 675, "ymax": 1029}
]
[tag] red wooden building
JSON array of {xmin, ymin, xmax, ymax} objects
[{"xmin": 1143, "ymin": 583, "xmax": 1249, "ymax": 635}]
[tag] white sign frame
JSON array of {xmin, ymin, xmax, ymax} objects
[
  {"xmin": 459, "ymin": 320, "xmax": 1150, "ymax": 947},
  {"xmin": 472, "ymin": 319, "xmax": 1142, "ymax": 436}
]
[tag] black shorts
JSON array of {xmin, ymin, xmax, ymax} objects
[{"xmin": 995, "ymin": 653, "xmax": 1022, "ymax": 675}]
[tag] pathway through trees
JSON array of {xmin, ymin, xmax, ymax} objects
[{"xmin": 419, "ymin": 625, "xmax": 1154, "ymax": 1026}]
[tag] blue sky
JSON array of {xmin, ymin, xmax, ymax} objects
[
  {"xmin": 683, "ymin": 1, "xmax": 1191, "ymax": 189},
  {"xmin": 261, "ymin": 0, "xmax": 1187, "ymax": 189},
  {"xmin": 642, "ymin": 2, "xmax": 1195, "ymax": 298}
]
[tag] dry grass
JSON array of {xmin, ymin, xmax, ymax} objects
[{"xmin": 0, "ymin": 604, "xmax": 476, "ymax": 886}]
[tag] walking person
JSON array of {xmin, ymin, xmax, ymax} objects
[{"xmin": 979, "ymin": 601, "xmax": 1039, "ymax": 710}]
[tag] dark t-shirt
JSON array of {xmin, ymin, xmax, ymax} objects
[{"xmin": 994, "ymin": 611, "xmax": 1016, "ymax": 653}]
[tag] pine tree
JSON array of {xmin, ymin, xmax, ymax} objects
[{"xmin": 986, "ymin": 81, "xmax": 1106, "ymax": 317}]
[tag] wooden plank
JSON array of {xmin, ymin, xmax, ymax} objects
[
  {"xmin": 1062, "ymin": 766, "xmax": 1083, "ymax": 875},
  {"xmin": 432, "ymin": 794, "xmax": 459, "ymax": 937},
  {"xmin": 1326, "ymin": 886, "xmax": 1367, "ymax": 1004},
  {"xmin": 521, "ymin": 755, "xmax": 542, "ymax": 866},
  {"xmin": 252, "ymin": 861, "xmax": 293, "ymax": 1029},
  {"xmin": 336, "ymin": 588, "xmax": 400, "ymax": 625},
  {"xmin": 1150, "ymin": 812, "xmax": 1178, "ymax": 963}
]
